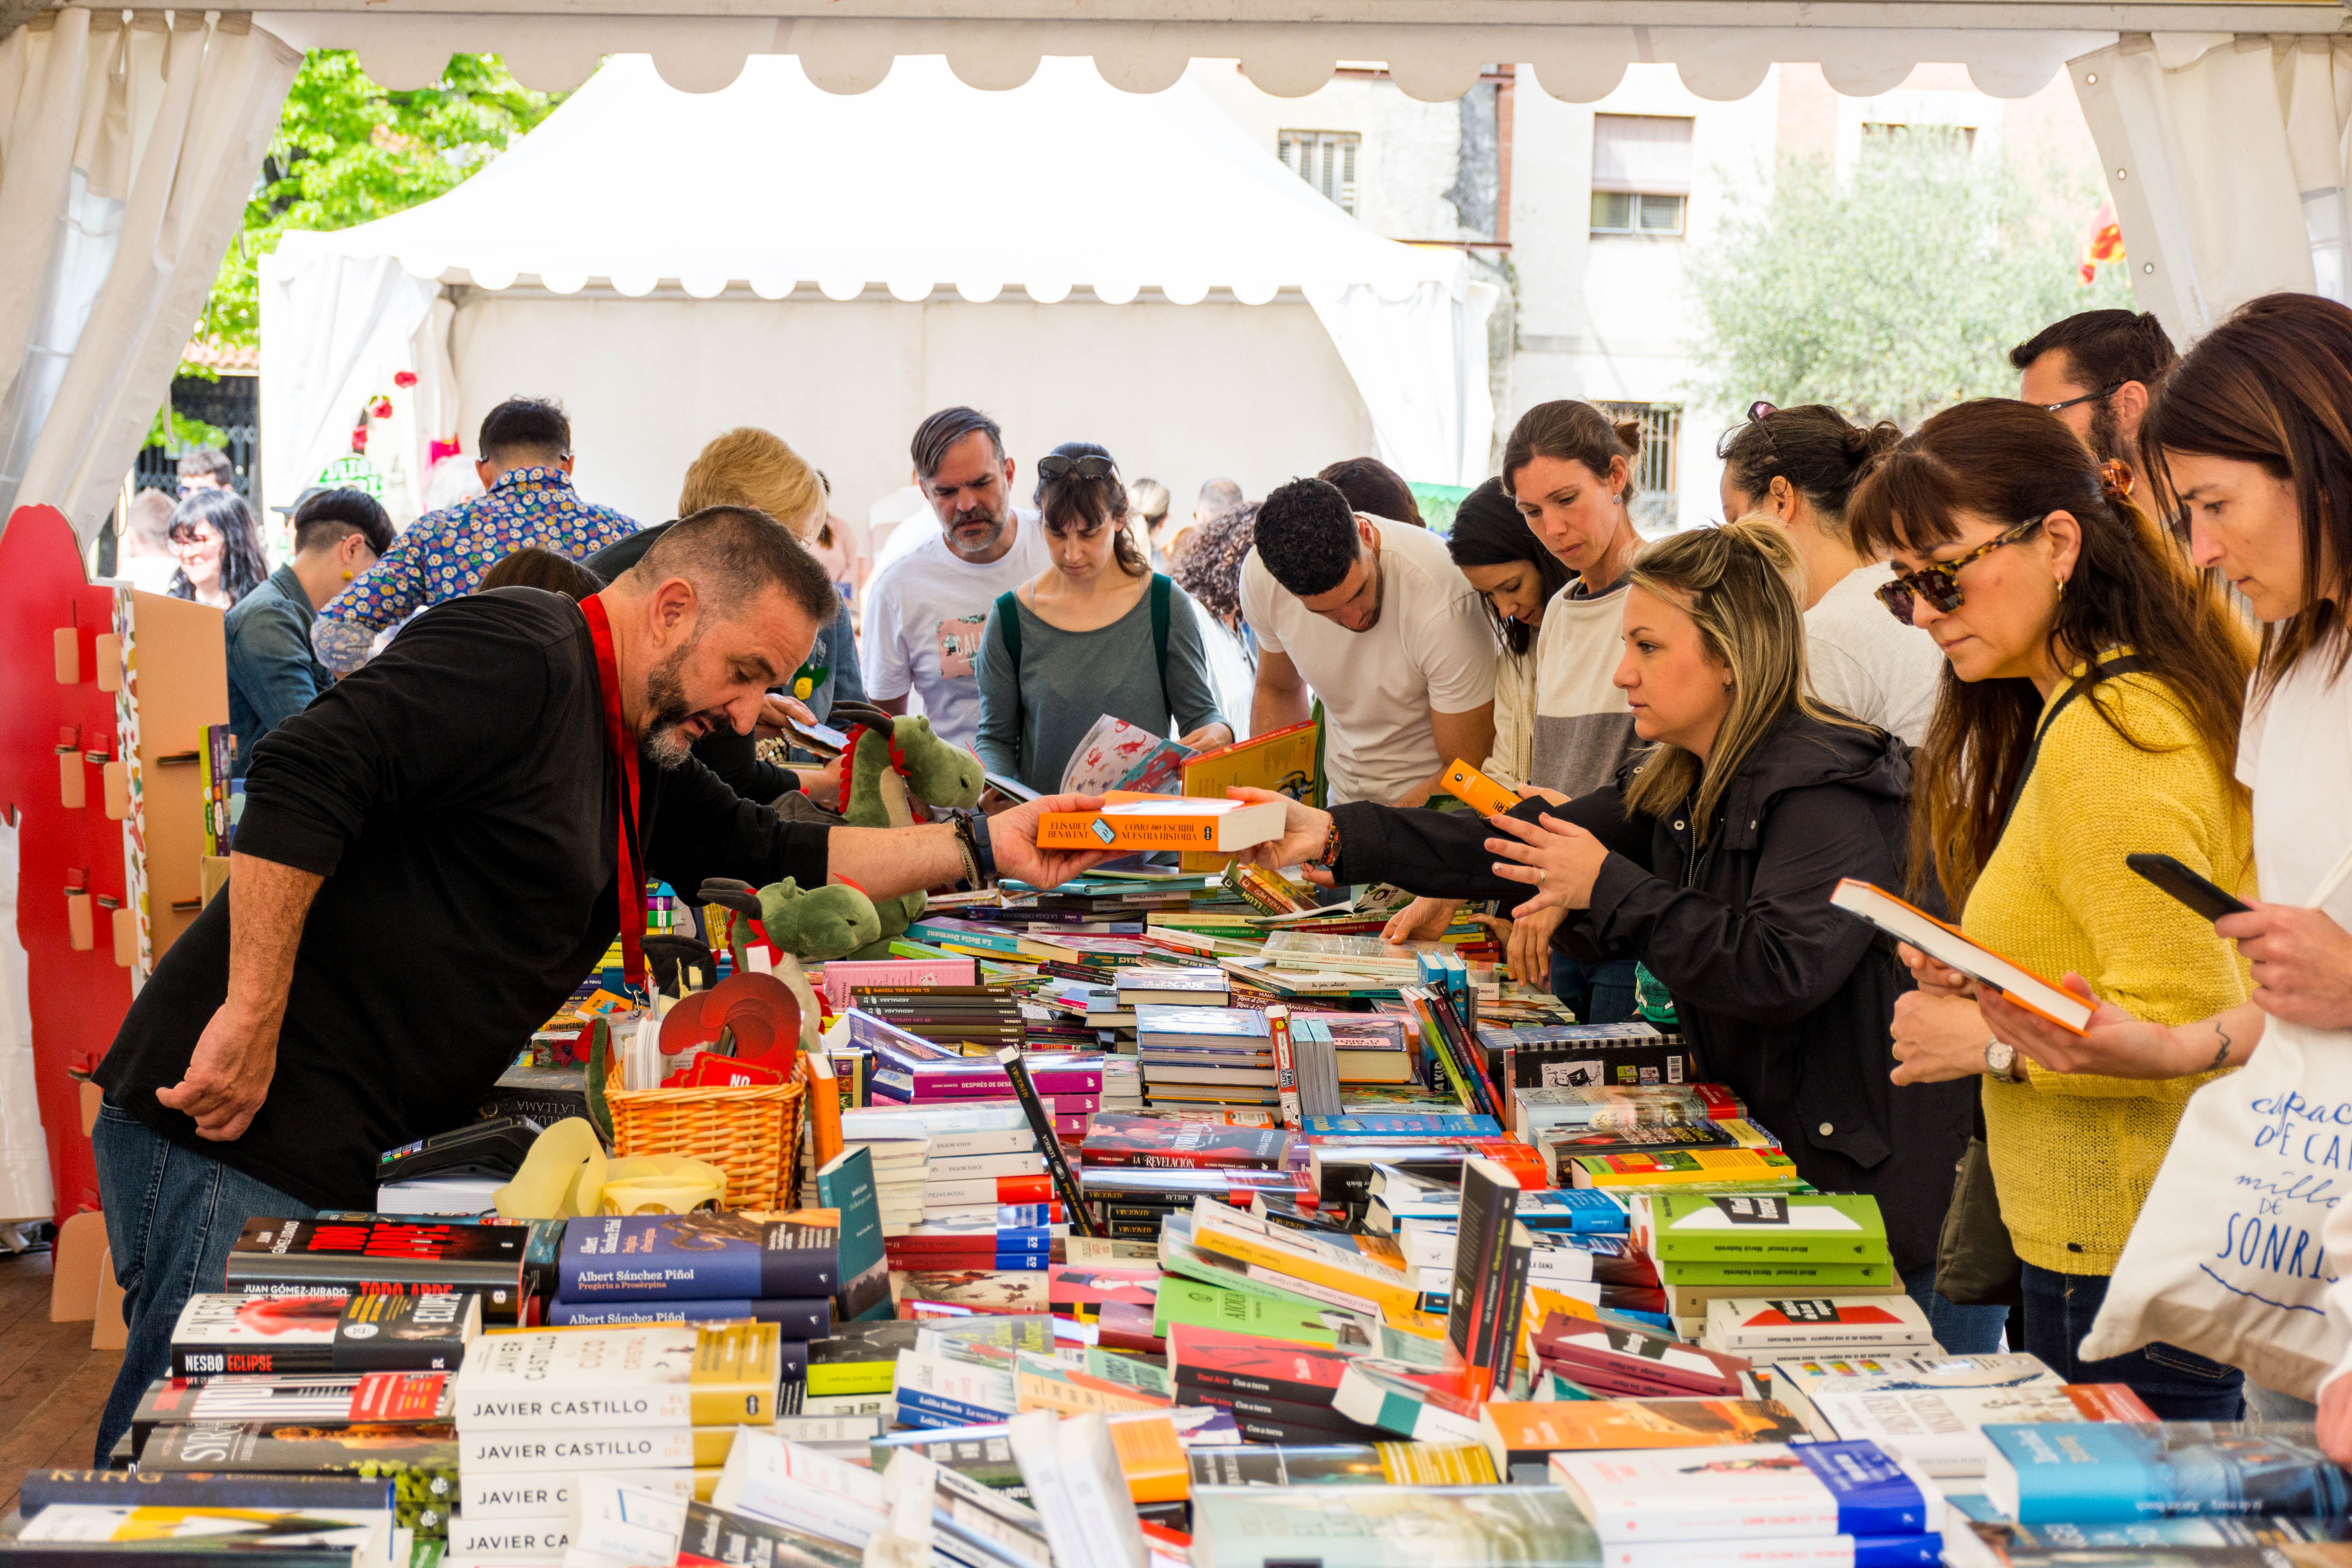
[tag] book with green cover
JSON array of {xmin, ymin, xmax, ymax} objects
[
  {"xmin": 815, "ymin": 1147, "xmax": 892, "ymax": 1322},
  {"xmin": 1660, "ymin": 1259, "xmax": 1896, "ymax": 1289},
  {"xmin": 1151, "ymin": 1276, "xmax": 1374, "ymax": 1350},
  {"xmin": 1641, "ymin": 1192, "xmax": 1890, "ymax": 1263}
]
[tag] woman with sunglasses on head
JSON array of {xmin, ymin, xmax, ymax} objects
[
  {"xmin": 167, "ymin": 486, "xmax": 270, "ymax": 610},
  {"xmin": 1719, "ymin": 403, "xmax": 1943, "ymax": 744},
  {"xmin": 975, "ymin": 442, "xmax": 1231, "ymax": 796},
  {"xmin": 1846, "ymin": 398, "xmax": 2256, "ymax": 1419},
  {"xmin": 1229, "ymin": 517, "xmax": 1973, "ymax": 1322}
]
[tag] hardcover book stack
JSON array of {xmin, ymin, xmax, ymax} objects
[
  {"xmin": 1631, "ymin": 1189, "xmax": 1908, "ymax": 1336},
  {"xmin": 446, "ymin": 1321, "xmax": 784, "ymax": 1559},
  {"xmin": 1077, "ymin": 1114, "xmax": 1296, "ymax": 1239},
  {"xmin": 1133, "ymin": 1005, "xmax": 1279, "ymax": 1114}
]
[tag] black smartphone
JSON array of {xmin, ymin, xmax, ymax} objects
[{"xmin": 2126, "ymin": 852, "xmax": 2252, "ymax": 922}]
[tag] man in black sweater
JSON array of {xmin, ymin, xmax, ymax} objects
[{"xmin": 89, "ymin": 506, "xmax": 1106, "ymax": 1459}]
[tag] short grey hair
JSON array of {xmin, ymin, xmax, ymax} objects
[
  {"xmin": 1196, "ymin": 477, "xmax": 1245, "ymax": 515},
  {"xmin": 911, "ymin": 407, "xmax": 1005, "ymax": 482}
]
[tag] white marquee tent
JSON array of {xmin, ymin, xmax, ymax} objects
[
  {"xmin": 256, "ymin": 51, "xmax": 1498, "ymax": 524},
  {"xmin": 2, "ymin": 0, "xmax": 2351, "ymax": 535}
]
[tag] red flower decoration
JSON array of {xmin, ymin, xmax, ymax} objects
[
  {"xmin": 372, "ymin": 398, "xmax": 394, "ymax": 419},
  {"xmin": 392, "ymin": 370, "xmax": 418, "ymax": 388},
  {"xmin": 350, "ymin": 428, "xmax": 369, "ymax": 453}
]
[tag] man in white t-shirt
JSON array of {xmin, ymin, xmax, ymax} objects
[
  {"xmin": 1241, "ymin": 476, "xmax": 1497, "ymax": 807},
  {"xmin": 861, "ymin": 407, "xmax": 1051, "ymax": 752}
]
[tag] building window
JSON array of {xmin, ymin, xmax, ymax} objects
[
  {"xmin": 1281, "ymin": 131, "xmax": 1360, "ymax": 216},
  {"xmin": 1590, "ymin": 114, "xmax": 1693, "ymax": 238},
  {"xmin": 1862, "ymin": 121, "xmax": 1976, "ymax": 155},
  {"xmin": 1598, "ymin": 401, "xmax": 1681, "ymax": 530}
]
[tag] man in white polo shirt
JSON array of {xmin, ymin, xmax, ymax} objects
[
  {"xmin": 862, "ymin": 406, "xmax": 1052, "ymax": 751},
  {"xmin": 1241, "ymin": 475, "xmax": 1496, "ymax": 807}
]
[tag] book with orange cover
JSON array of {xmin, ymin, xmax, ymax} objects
[
  {"xmin": 1037, "ymin": 792, "xmax": 1288, "ymax": 853},
  {"xmin": 1479, "ymin": 1397, "xmax": 1811, "ymax": 1471},
  {"xmin": 798, "ymin": 1050, "xmax": 843, "ymax": 1172},
  {"xmin": 1829, "ymin": 877, "xmax": 2092, "ymax": 1034},
  {"xmin": 1440, "ymin": 758, "xmax": 1519, "ymax": 817}
]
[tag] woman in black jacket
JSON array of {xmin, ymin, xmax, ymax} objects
[{"xmin": 1238, "ymin": 519, "xmax": 1975, "ymax": 1308}]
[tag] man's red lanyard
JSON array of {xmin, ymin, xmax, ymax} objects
[{"xmin": 581, "ymin": 596, "xmax": 646, "ymax": 996}]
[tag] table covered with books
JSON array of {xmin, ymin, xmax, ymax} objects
[{"xmin": 16, "ymin": 853, "xmax": 2344, "ymax": 1568}]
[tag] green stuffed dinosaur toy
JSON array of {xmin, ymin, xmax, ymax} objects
[{"xmin": 700, "ymin": 709, "xmax": 985, "ymax": 962}]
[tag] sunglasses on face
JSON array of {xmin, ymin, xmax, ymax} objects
[
  {"xmin": 2039, "ymin": 383, "xmax": 2122, "ymax": 414},
  {"xmin": 1038, "ymin": 454, "xmax": 1116, "ymax": 481},
  {"xmin": 1874, "ymin": 515, "xmax": 2047, "ymax": 622}
]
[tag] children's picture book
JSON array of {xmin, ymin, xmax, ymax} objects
[{"xmin": 1061, "ymin": 715, "xmax": 1197, "ymax": 797}]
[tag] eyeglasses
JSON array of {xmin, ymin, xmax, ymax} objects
[
  {"xmin": 2039, "ymin": 383, "xmax": 2122, "ymax": 414},
  {"xmin": 1874, "ymin": 515, "xmax": 2047, "ymax": 623},
  {"xmin": 1038, "ymin": 454, "xmax": 1117, "ymax": 481}
]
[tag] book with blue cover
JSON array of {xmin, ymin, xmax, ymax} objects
[
  {"xmin": 1301, "ymin": 1114, "xmax": 1504, "ymax": 1140},
  {"xmin": 557, "ymin": 1212, "xmax": 841, "ymax": 1303},
  {"xmin": 1984, "ymin": 1422, "xmax": 2352, "ymax": 1524}
]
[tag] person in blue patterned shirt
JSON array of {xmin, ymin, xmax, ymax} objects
[{"xmin": 310, "ymin": 397, "xmax": 638, "ymax": 674}]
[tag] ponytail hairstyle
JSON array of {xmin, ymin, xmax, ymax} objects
[
  {"xmin": 1034, "ymin": 441, "xmax": 1146, "ymax": 577},
  {"xmin": 1501, "ymin": 400, "xmax": 1642, "ymax": 499},
  {"xmin": 2140, "ymin": 290, "xmax": 2352, "ymax": 702},
  {"xmin": 1716, "ymin": 404, "xmax": 1903, "ymax": 544},
  {"xmin": 1619, "ymin": 518, "xmax": 1863, "ymax": 843},
  {"xmin": 1445, "ymin": 476, "xmax": 1572, "ymax": 657},
  {"xmin": 1846, "ymin": 398, "xmax": 2253, "ymax": 906}
]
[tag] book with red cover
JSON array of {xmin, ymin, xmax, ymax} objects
[
  {"xmin": 1167, "ymin": 1323, "xmax": 1359, "ymax": 1408},
  {"xmin": 1095, "ymin": 1299, "xmax": 1165, "ymax": 1355},
  {"xmin": 1532, "ymin": 1312, "xmax": 1753, "ymax": 1397},
  {"xmin": 1080, "ymin": 1114, "xmax": 1293, "ymax": 1171}
]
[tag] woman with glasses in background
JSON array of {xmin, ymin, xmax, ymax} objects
[
  {"xmin": 976, "ymin": 441, "xmax": 1230, "ymax": 796},
  {"xmin": 1847, "ymin": 397, "xmax": 2256, "ymax": 1418},
  {"xmin": 1719, "ymin": 402, "xmax": 1943, "ymax": 744},
  {"xmin": 167, "ymin": 486, "xmax": 269, "ymax": 610}
]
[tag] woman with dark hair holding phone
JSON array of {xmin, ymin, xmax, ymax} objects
[
  {"xmin": 1230, "ymin": 518, "xmax": 1975, "ymax": 1341},
  {"xmin": 1845, "ymin": 398, "xmax": 2255, "ymax": 1418},
  {"xmin": 975, "ymin": 441, "xmax": 1230, "ymax": 795}
]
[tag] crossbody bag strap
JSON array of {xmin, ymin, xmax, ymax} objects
[
  {"xmin": 1150, "ymin": 573, "xmax": 1172, "ymax": 720},
  {"xmin": 1994, "ymin": 653, "xmax": 2148, "ymax": 842},
  {"xmin": 995, "ymin": 590, "xmax": 1025, "ymax": 766}
]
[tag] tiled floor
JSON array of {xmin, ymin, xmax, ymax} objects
[{"xmin": 0, "ymin": 1248, "xmax": 123, "ymax": 1516}]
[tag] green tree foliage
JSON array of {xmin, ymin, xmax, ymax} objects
[
  {"xmin": 189, "ymin": 50, "xmax": 561, "ymax": 359},
  {"xmin": 1685, "ymin": 131, "xmax": 2134, "ymax": 428}
]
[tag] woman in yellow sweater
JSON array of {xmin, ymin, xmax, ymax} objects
[{"xmin": 1847, "ymin": 398, "xmax": 2257, "ymax": 1418}]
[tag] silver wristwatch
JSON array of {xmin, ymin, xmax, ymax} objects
[{"xmin": 1984, "ymin": 1037, "xmax": 2022, "ymax": 1084}]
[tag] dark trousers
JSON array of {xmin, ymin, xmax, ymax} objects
[
  {"xmin": 2020, "ymin": 1261, "xmax": 2245, "ymax": 1419},
  {"xmin": 1902, "ymin": 1266, "xmax": 2011, "ymax": 1356},
  {"xmin": 90, "ymin": 1103, "xmax": 316, "ymax": 1464},
  {"xmin": 1547, "ymin": 953, "xmax": 1641, "ymax": 1025}
]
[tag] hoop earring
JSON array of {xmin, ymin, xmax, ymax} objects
[{"xmin": 2055, "ymin": 577, "xmax": 2067, "ymax": 598}]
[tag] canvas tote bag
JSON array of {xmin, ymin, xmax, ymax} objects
[{"xmin": 2081, "ymin": 839, "xmax": 2352, "ymax": 1399}]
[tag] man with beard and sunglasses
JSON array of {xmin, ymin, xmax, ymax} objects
[
  {"xmin": 862, "ymin": 406, "xmax": 1052, "ymax": 751},
  {"xmin": 2010, "ymin": 310, "xmax": 2178, "ymax": 486},
  {"xmin": 86, "ymin": 505, "xmax": 1112, "ymax": 1461}
]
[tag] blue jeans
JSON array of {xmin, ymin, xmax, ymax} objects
[
  {"xmin": 2019, "ymin": 1262, "xmax": 2244, "ymax": 1419},
  {"xmin": 1548, "ymin": 954, "xmax": 1641, "ymax": 1025},
  {"xmin": 1902, "ymin": 1266, "xmax": 2010, "ymax": 1356},
  {"xmin": 91, "ymin": 1103, "xmax": 316, "ymax": 1464}
]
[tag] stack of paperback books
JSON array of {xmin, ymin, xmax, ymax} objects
[
  {"xmin": 1629, "ymin": 1191, "xmax": 1906, "ymax": 1337},
  {"xmin": 223, "ymin": 1216, "xmax": 536, "ymax": 1324},
  {"xmin": 551, "ymin": 1213, "xmax": 841, "ymax": 1347},
  {"xmin": 1767, "ymin": 1353, "xmax": 2154, "ymax": 1477},
  {"xmin": 446, "ymin": 1322, "xmax": 785, "ymax": 1559},
  {"xmin": 1134, "ymin": 1005, "xmax": 1278, "ymax": 1114}
]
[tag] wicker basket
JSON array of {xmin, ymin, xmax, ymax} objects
[{"xmin": 605, "ymin": 1080, "xmax": 805, "ymax": 1211}]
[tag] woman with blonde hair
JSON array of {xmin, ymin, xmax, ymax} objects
[
  {"xmin": 1231, "ymin": 517, "xmax": 1973, "ymax": 1308},
  {"xmin": 586, "ymin": 426, "xmax": 864, "ymax": 805},
  {"xmin": 1848, "ymin": 397, "xmax": 2256, "ymax": 1417}
]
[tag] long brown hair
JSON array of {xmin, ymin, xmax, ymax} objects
[
  {"xmin": 1846, "ymin": 399, "xmax": 2253, "ymax": 905},
  {"xmin": 2140, "ymin": 291, "xmax": 2352, "ymax": 701},
  {"xmin": 1620, "ymin": 518, "xmax": 1868, "ymax": 843}
]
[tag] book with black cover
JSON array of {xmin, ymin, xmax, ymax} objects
[
  {"xmin": 138, "ymin": 1418, "xmax": 458, "ymax": 1475},
  {"xmin": 169, "ymin": 1292, "xmax": 479, "ymax": 1378},
  {"xmin": 224, "ymin": 1218, "xmax": 526, "ymax": 1320},
  {"xmin": 557, "ymin": 1212, "xmax": 841, "ymax": 1301},
  {"xmin": 17, "ymin": 1473, "xmax": 395, "ymax": 1513},
  {"xmin": 995, "ymin": 1046, "xmax": 1098, "ymax": 1238}
]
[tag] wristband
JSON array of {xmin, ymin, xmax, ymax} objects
[
  {"xmin": 947, "ymin": 810, "xmax": 996, "ymax": 891},
  {"xmin": 1316, "ymin": 819, "xmax": 1342, "ymax": 871}
]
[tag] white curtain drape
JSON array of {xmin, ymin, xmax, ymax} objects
[
  {"xmin": 1306, "ymin": 278, "xmax": 1499, "ymax": 488},
  {"xmin": 2073, "ymin": 33, "xmax": 2352, "ymax": 341},
  {"xmin": 255, "ymin": 250, "xmax": 443, "ymax": 518},
  {"xmin": 0, "ymin": 7, "xmax": 301, "ymax": 540}
]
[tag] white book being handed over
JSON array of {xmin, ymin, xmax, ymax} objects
[{"xmin": 1828, "ymin": 880, "xmax": 2091, "ymax": 1033}]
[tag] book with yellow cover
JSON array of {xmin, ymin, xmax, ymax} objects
[
  {"xmin": 1038, "ymin": 793, "xmax": 1287, "ymax": 853},
  {"xmin": 1179, "ymin": 721, "xmax": 1319, "ymax": 871},
  {"xmin": 1567, "ymin": 1148, "xmax": 1802, "ymax": 1190},
  {"xmin": 1188, "ymin": 1200, "xmax": 1430, "ymax": 1322}
]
